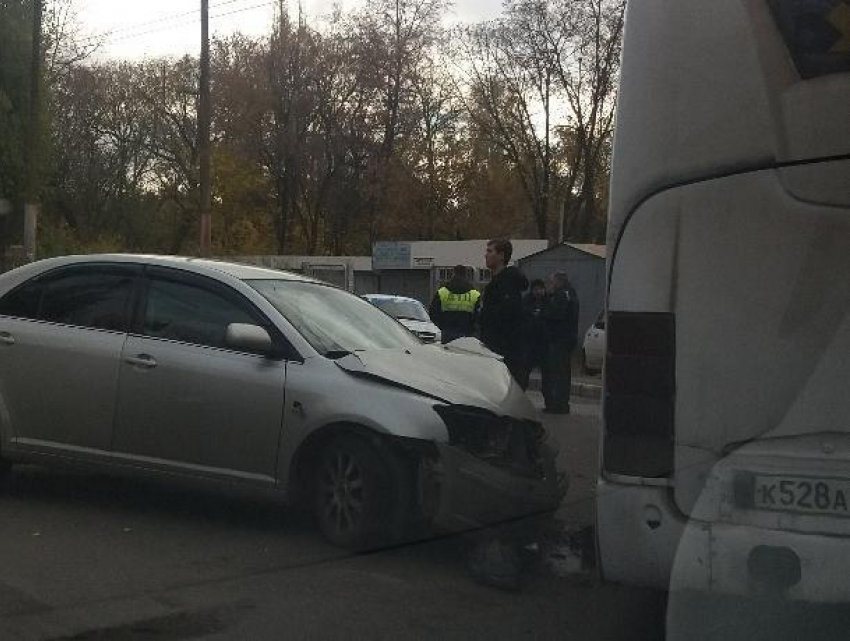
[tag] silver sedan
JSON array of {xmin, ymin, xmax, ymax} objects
[{"xmin": 0, "ymin": 255, "xmax": 564, "ymax": 549}]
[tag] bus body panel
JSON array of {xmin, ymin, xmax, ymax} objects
[
  {"xmin": 779, "ymin": 160, "xmax": 850, "ymax": 207},
  {"xmin": 608, "ymin": 0, "xmax": 783, "ymax": 248},
  {"xmin": 601, "ymin": 0, "xmax": 850, "ymax": 597},
  {"xmin": 672, "ymin": 170, "xmax": 850, "ymax": 474},
  {"xmin": 608, "ymin": 0, "xmax": 850, "ymax": 250},
  {"xmin": 597, "ymin": 480, "xmax": 689, "ymax": 591},
  {"xmin": 607, "ymin": 189, "xmax": 679, "ymax": 313},
  {"xmin": 671, "ymin": 518, "xmax": 850, "ymax": 602},
  {"xmin": 601, "ymin": 165, "xmax": 850, "ymax": 596}
]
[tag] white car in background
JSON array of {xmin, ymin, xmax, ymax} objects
[
  {"xmin": 362, "ymin": 294, "xmax": 442, "ymax": 344},
  {"xmin": 582, "ymin": 311, "xmax": 606, "ymax": 376}
]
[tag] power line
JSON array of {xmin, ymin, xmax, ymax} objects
[
  {"xmin": 76, "ymin": 0, "xmax": 250, "ymax": 43},
  {"xmin": 112, "ymin": 1, "xmax": 277, "ymax": 45},
  {"xmin": 76, "ymin": 0, "xmax": 267, "ymax": 45},
  {"xmin": 101, "ymin": 2, "xmax": 276, "ymax": 47}
]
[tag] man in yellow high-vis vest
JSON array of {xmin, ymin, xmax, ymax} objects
[{"xmin": 429, "ymin": 265, "xmax": 480, "ymax": 344}]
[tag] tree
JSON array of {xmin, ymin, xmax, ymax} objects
[
  {"xmin": 409, "ymin": 47, "xmax": 461, "ymax": 239},
  {"xmin": 453, "ymin": 105, "xmax": 537, "ymax": 240},
  {"xmin": 211, "ymin": 34, "xmax": 276, "ymax": 255},
  {"xmin": 0, "ymin": 1, "xmax": 32, "ymax": 256},
  {"xmin": 43, "ymin": 0, "xmax": 99, "ymax": 83},
  {"xmin": 8, "ymin": 0, "xmax": 624, "ymax": 262},
  {"xmin": 453, "ymin": 0, "xmax": 624, "ymax": 243},
  {"xmin": 306, "ymin": 16, "xmax": 372, "ymax": 254},
  {"xmin": 454, "ymin": 18, "xmax": 556, "ymax": 240},
  {"xmin": 264, "ymin": 1, "xmax": 314, "ymax": 253},
  {"xmin": 138, "ymin": 56, "xmax": 203, "ymax": 253},
  {"xmin": 356, "ymin": 0, "xmax": 448, "ymax": 244},
  {"xmin": 48, "ymin": 62, "xmax": 153, "ymax": 238},
  {"xmin": 531, "ymin": 0, "xmax": 625, "ymax": 241}
]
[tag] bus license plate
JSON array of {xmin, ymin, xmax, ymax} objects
[{"xmin": 752, "ymin": 475, "xmax": 850, "ymax": 517}]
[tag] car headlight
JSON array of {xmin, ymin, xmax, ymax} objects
[{"xmin": 433, "ymin": 405, "xmax": 545, "ymax": 473}]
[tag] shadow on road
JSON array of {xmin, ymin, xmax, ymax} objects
[
  {"xmin": 0, "ymin": 463, "xmax": 670, "ymax": 640},
  {"xmin": 3, "ymin": 465, "xmax": 306, "ymax": 533}
]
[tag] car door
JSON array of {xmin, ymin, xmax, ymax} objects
[
  {"xmin": 111, "ymin": 267, "xmax": 287, "ymax": 483},
  {"xmin": 0, "ymin": 263, "xmax": 138, "ymax": 458}
]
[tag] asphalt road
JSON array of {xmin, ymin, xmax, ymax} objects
[{"xmin": 0, "ymin": 394, "xmax": 668, "ymax": 641}]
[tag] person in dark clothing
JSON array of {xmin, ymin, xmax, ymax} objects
[
  {"xmin": 479, "ymin": 239, "xmax": 529, "ymax": 382},
  {"xmin": 429, "ymin": 265, "xmax": 480, "ymax": 343},
  {"xmin": 518, "ymin": 279, "xmax": 548, "ymax": 390},
  {"xmin": 469, "ymin": 243, "xmax": 531, "ymax": 590},
  {"xmin": 542, "ymin": 271, "xmax": 580, "ymax": 414}
]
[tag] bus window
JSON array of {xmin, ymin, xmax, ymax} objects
[{"xmin": 769, "ymin": 0, "xmax": 850, "ymax": 78}]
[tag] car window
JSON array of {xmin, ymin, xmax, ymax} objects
[
  {"xmin": 38, "ymin": 270, "xmax": 134, "ymax": 332},
  {"xmin": 142, "ymin": 278, "xmax": 255, "ymax": 349},
  {"xmin": 0, "ymin": 280, "xmax": 43, "ymax": 320},
  {"xmin": 370, "ymin": 298, "xmax": 430, "ymax": 322}
]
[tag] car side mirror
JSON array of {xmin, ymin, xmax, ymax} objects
[{"xmin": 226, "ymin": 323, "xmax": 275, "ymax": 355}]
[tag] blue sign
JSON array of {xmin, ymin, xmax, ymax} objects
[{"xmin": 372, "ymin": 242, "xmax": 412, "ymax": 270}]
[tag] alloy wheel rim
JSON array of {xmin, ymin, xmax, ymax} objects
[{"xmin": 320, "ymin": 451, "xmax": 364, "ymax": 534}]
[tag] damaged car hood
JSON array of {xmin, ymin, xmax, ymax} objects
[
  {"xmin": 398, "ymin": 318, "xmax": 440, "ymax": 335},
  {"xmin": 335, "ymin": 342, "xmax": 535, "ymax": 420}
]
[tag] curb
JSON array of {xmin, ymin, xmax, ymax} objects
[
  {"xmin": 527, "ymin": 376, "xmax": 602, "ymax": 400},
  {"xmin": 572, "ymin": 382, "xmax": 602, "ymax": 400}
]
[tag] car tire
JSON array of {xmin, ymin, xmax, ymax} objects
[{"xmin": 313, "ymin": 435, "xmax": 403, "ymax": 551}]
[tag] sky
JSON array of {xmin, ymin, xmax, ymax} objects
[{"xmin": 77, "ymin": 0, "xmax": 504, "ymax": 60}]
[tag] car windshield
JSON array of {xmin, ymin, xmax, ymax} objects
[
  {"xmin": 248, "ymin": 280, "xmax": 419, "ymax": 355},
  {"xmin": 369, "ymin": 298, "xmax": 429, "ymax": 322}
]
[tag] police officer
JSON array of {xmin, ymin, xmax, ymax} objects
[
  {"xmin": 518, "ymin": 279, "xmax": 549, "ymax": 390},
  {"xmin": 429, "ymin": 265, "xmax": 481, "ymax": 343},
  {"xmin": 542, "ymin": 271, "xmax": 580, "ymax": 414}
]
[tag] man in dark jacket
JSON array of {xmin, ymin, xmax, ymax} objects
[
  {"xmin": 518, "ymin": 279, "xmax": 548, "ymax": 390},
  {"xmin": 469, "ymin": 243, "xmax": 530, "ymax": 590},
  {"xmin": 429, "ymin": 265, "xmax": 480, "ymax": 343},
  {"xmin": 542, "ymin": 271, "xmax": 580, "ymax": 414},
  {"xmin": 479, "ymin": 239, "xmax": 529, "ymax": 382}
]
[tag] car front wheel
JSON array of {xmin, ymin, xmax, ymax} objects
[{"xmin": 313, "ymin": 435, "xmax": 403, "ymax": 551}]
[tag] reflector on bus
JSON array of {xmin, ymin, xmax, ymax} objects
[{"xmin": 603, "ymin": 312, "xmax": 676, "ymax": 478}]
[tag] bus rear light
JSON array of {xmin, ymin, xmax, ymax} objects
[{"xmin": 603, "ymin": 312, "xmax": 676, "ymax": 478}]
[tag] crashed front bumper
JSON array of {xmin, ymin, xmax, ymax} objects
[{"xmin": 419, "ymin": 440, "xmax": 566, "ymax": 535}]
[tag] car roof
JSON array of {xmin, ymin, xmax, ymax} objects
[{"xmin": 25, "ymin": 254, "xmax": 324, "ymax": 284}]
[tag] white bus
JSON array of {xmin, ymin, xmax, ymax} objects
[{"xmin": 597, "ymin": 0, "xmax": 850, "ymax": 603}]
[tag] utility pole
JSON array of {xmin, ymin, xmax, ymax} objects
[
  {"xmin": 558, "ymin": 199, "xmax": 566, "ymax": 244},
  {"xmin": 543, "ymin": 59, "xmax": 551, "ymax": 243},
  {"xmin": 23, "ymin": 0, "xmax": 43, "ymax": 264},
  {"xmin": 198, "ymin": 0, "xmax": 212, "ymax": 257}
]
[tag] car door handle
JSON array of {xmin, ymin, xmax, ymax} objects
[
  {"xmin": 125, "ymin": 354, "xmax": 157, "ymax": 369},
  {"xmin": 0, "ymin": 332, "xmax": 15, "ymax": 346}
]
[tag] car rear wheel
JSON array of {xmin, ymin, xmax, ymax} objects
[{"xmin": 313, "ymin": 436, "xmax": 401, "ymax": 551}]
